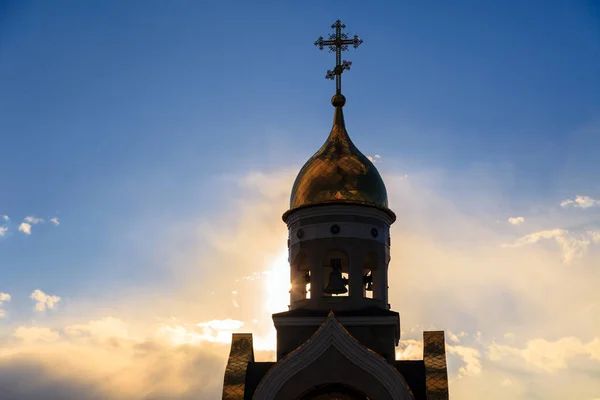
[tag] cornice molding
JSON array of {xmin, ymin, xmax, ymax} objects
[
  {"xmin": 285, "ymin": 204, "xmax": 394, "ymax": 226},
  {"xmin": 273, "ymin": 315, "xmax": 398, "ymax": 327}
]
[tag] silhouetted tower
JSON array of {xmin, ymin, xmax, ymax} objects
[{"xmin": 222, "ymin": 20, "xmax": 449, "ymax": 400}]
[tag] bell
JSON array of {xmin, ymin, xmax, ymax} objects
[
  {"xmin": 304, "ymin": 271, "xmax": 311, "ymax": 283},
  {"xmin": 363, "ymin": 273, "xmax": 373, "ymax": 291},
  {"xmin": 324, "ymin": 259, "xmax": 348, "ymax": 295},
  {"xmin": 324, "ymin": 268, "xmax": 348, "ymax": 294}
]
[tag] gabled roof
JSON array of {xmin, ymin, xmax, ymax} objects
[
  {"xmin": 252, "ymin": 312, "xmax": 414, "ymax": 400},
  {"xmin": 244, "ymin": 361, "xmax": 427, "ymax": 400}
]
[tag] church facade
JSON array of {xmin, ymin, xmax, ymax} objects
[{"xmin": 222, "ymin": 21, "xmax": 449, "ymax": 400}]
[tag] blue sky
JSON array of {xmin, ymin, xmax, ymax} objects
[{"xmin": 1, "ymin": 1, "xmax": 600, "ymax": 399}]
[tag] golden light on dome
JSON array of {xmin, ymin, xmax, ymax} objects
[{"xmin": 286, "ymin": 97, "xmax": 392, "ymax": 219}]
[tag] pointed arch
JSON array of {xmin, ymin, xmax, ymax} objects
[{"xmin": 253, "ymin": 313, "xmax": 414, "ymax": 400}]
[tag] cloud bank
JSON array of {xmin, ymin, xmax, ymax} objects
[{"xmin": 0, "ymin": 169, "xmax": 598, "ymax": 399}]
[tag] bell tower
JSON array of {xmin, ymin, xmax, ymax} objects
[
  {"xmin": 222, "ymin": 20, "xmax": 450, "ymax": 400},
  {"xmin": 273, "ymin": 20, "xmax": 400, "ymax": 362}
]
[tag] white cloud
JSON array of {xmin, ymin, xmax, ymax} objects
[
  {"xmin": 0, "ymin": 226, "xmax": 7, "ymax": 237},
  {"xmin": 502, "ymin": 228, "xmax": 594, "ymax": 263},
  {"xmin": 447, "ymin": 345, "xmax": 482, "ymax": 377},
  {"xmin": 487, "ymin": 336, "xmax": 600, "ymax": 373},
  {"xmin": 395, "ymin": 339, "xmax": 423, "ymax": 360},
  {"xmin": 0, "ymin": 292, "xmax": 11, "ymax": 317},
  {"xmin": 367, "ymin": 154, "xmax": 383, "ymax": 163},
  {"xmin": 448, "ymin": 331, "xmax": 461, "ymax": 343},
  {"xmin": 1, "ymin": 215, "xmax": 8, "ymax": 221},
  {"xmin": 14, "ymin": 216, "xmax": 59, "ymax": 234},
  {"xmin": 554, "ymin": 234, "xmax": 591, "ymax": 264},
  {"xmin": 24, "ymin": 216, "xmax": 44, "ymax": 224},
  {"xmin": 30, "ymin": 289, "xmax": 61, "ymax": 311},
  {"xmin": 18, "ymin": 216, "xmax": 45, "ymax": 234},
  {"xmin": 503, "ymin": 228, "xmax": 566, "ymax": 247},
  {"xmin": 18, "ymin": 222, "xmax": 32, "ymax": 235},
  {"xmin": 560, "ymin": 195, "xmax": 600, "ymax": 209},
  {"xmin": 508, "ymin": 216, "xmax": 525, "ymax": 225}
]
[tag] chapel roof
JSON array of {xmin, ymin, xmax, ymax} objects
[{"xmin": 223, "ymin": 313, "xmax": 445, "ymax": 400}]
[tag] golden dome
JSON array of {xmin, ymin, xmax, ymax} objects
[{"xmin": 285, "ymin": 95, "xmax": 394, "ymax": 220}]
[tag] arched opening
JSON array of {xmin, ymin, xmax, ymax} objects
[
  {"xmin": 299, "ymin": 383, "xmax": 370, "ymax": 400},
  {"xmin": 291, "ymin": 252, "xmax": 311, "ymax": 302},
  {"xmin": 323, "ymin": 250, "xmax": 349, "ymax": 297},
  {"xmin": 362, "ymin": 251, "xmax": 378, "ymax": 299}
]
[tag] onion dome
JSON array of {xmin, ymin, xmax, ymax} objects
[{"xmin": 284, "ymin": 94, "xmax": 394, "ymax": 221}]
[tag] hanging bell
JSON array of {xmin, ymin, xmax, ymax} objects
[
  {"xmin": 324, "ymin": 264, "xmax": 348, "ymax": 295},
  {"xmin": 324, "ymin": 268, "xmax": 348, "ymax": 294},
  {"xmin": 304, "ymin": 271, "xmax": 311, "ymax": 283},
  {"xmin": 363, "ymin": 273, "xmax": 373, "ymax": 291}
]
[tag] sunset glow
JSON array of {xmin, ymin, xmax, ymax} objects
[
  {"xmin": 264, "ymin": 249, "xmax": 292, "ymax": 315},
  {"xmin": 1, "ymin": 1, "xmax": 599, "ymax": 399}
]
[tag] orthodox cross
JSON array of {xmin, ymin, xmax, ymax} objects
[{"xmin": 314, "ymin": 20, "xmax": 363, "ymax": 95}]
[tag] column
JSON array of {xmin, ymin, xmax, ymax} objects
[
  {"xmin": 348, "ymin": 246, "xmax": 364, "ymax": 299},
  {"xmin": 310, "ymin": 249, "xmax": 324, "ymax": 300}
]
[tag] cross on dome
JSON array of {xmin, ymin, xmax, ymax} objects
[{"xmin": 314, "ymin": 20, "xmax": 363, "ymax": 97}]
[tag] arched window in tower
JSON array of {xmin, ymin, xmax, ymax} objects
[
  {"xmin": 323, "ymin": 250, "xmax": 349, "ymax": 297},
  {"xmin": 362, "ymin": 251, "xmax": 378, "ymax": 299},
  {"xmin": 290, "ymin": 252, "xmax": 311, "ymax": 302}
]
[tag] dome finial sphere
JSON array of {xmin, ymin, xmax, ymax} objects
[{"xmin": 331, "ymin": 94, "xmax": 346, "ymax": 107}]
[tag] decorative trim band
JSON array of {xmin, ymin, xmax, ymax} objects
[{"xmin": 289, "ymin": 221, "xmax": 388, "ymax": 246}]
